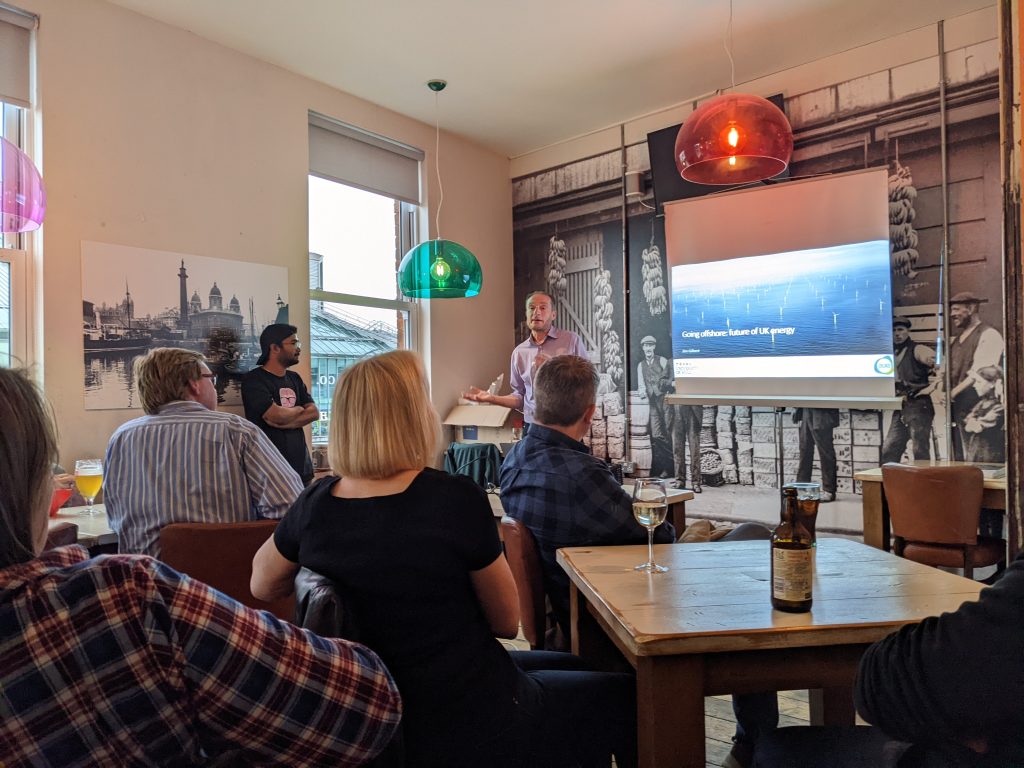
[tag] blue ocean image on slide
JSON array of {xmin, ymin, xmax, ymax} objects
[{"xmin": 670, "ymin": 240, "xmax": 892, "ymax": 360}]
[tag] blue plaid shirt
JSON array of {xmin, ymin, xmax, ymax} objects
[{"xmin": 499, "ymin": 424, "xmax": 674, "ymax": 632}]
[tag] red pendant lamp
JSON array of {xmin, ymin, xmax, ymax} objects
[
  {"xmin": 675, "ymin": 93, "xmax": 793, "ymax": 185},
  {"xmin": 674, "ymin": 0, "xmax": 793, "ymax": 186}
]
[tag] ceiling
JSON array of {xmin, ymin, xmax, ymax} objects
[{"xmin": 105, "ymin": 0, "xmax": 991, "ymax": 159}]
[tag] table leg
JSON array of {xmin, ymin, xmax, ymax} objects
[
  {"xmin": 637, "ymin": 655, "xmax": 705, "ymax": 768},
  {"xmin": 861, "ymin": 482, "xmax": 890, "ymax": 551},
  {"xmin": 808, "ymin": 685, "xmax": 856, "ymax": 726},
  {"xmin": 669, "ymin": 500, "xmax": 686, "ymax": 533},
  {"xmin": 570, "ymin": 584, "xmax": 632, "ymax": 673}
]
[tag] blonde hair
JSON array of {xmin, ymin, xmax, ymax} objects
[
  {"xmin": 134, "ymin": 347, "xmax": 206, "ymax": 414},
  {"xmin": 0, "ymin": 368, "xmax": 58, "ymax": 568},
  {"xmin": 328, "ymin": 350, "xmax": 441, "ymax": 479}
]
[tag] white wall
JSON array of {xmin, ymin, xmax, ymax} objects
[
  {"xmin": 17, "ymin": 0, "xmax": 513, "ymax": 465},
  {"xmin": 509, "ymin": 6, "xmax": 997, "ymax": 178}
]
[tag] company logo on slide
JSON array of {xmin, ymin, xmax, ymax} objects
[{"xmin": 873, "ymin": 356, "xmax": 895, "ymax": 375}]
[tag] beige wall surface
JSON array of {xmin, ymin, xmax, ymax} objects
[
  {"xmin": 18, "ymin": 0, "xmax": 513, "ymax": 466},
  {"xmin": 510, "ymin": 6, "xmax": 997, "ymax": 177}
]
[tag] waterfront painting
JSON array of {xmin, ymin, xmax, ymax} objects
[{"xmin": 82, "ymin": 241, "xmax": 288, "ymax": 410}]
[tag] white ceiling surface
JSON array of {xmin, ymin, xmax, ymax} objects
[{"xmin": 106, "ymin": 0, "xmax": 991, "ymax": 159}]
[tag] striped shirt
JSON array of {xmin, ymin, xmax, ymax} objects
[
  {"xmin": 0, "ymin": 546, "xmax": 402, "ymax": 767},
  {"xmin": 104, "ymin": 400, "xmax": 304, "ymax": 557}
]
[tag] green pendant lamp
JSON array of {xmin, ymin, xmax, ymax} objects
[{"xmin": 399, "ymin": 80, "xmax": 483, "ymax": 299}]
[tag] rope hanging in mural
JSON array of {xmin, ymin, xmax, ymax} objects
[
  {"xmin": 889, "ymin": 160, "xmax": 920, "ymax": 282},
  {"xmin": 593, "ymin": 268, "xmax": 623, "ymax": 384},
  {"xmin": 640, "ymin": 216, "xmax": 667, "ymax": 315},
  {"xmin": 545, "ymin": 232, "xmax": 568, "ymax": 298}
]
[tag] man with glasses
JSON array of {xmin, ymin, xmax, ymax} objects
[
  {"xmin": 105, "ymin": 348, "xmax": 303, "ymax": 557},
  {"xmin": 243, "ymin": 323, "xmax": 319, "ymax": 483}
]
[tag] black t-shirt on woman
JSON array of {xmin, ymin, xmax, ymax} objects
[{"xmin": 274, "ymin": 469, "xmax": 518, "ymax": 765}]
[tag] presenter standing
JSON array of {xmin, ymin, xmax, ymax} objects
[{"xmin": 463, "ymin": 291, "xmax": 587, "ymax": 430}]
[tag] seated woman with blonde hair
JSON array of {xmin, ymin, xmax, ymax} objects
[{"xmin": 253, "ymin": 349, "xmax": 637, "ymax": 768}]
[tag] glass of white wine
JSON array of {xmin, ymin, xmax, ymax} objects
[
  {"xmin": 74, "ymin": 459, "xmax": 104, "ymax": 517},
  {"xmin": 632, "ymin": 478, "xmax": 669, "ymax": 573}
]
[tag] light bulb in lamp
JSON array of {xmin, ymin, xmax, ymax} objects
[{"xmin": 431, "ymin": 254, "xmax": 452, "ymax": 285}]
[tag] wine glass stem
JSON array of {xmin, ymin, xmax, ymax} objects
[{"xmin": 647, "ymin": 527, "xmax": 655, "ymax": 568}]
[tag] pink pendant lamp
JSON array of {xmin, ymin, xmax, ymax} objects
[
  {"xmin": 675, "ymin": 93, "xmax": 793, "ymax": 185},
  {"xmin": 1, "ymin": 136, "xmax": 46, "ymax": 233}
]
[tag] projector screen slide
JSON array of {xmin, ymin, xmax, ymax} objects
[{"xmin": 663, "ymin": 168, "xmax": 897, "ymax": 404}]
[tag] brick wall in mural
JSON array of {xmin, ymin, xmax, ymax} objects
[{"xmin": 511, "ymin": 37, "xmax": 1003, "ymax": 512}]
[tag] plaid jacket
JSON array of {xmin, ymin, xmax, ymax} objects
[
  {"xmin": 0, "ymin": 547, "xmax": 401, "ymax": 767},
  {"xmin": 499, "ymin": 424, "xmax": 674, "ymax": 630}
]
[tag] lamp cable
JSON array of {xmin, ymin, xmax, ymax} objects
[
  {"xmin": 434, "ymin": 90, "xmax": 444, "ymax": 240},
  {"xmin": 723, "ymin": 0, "xmax": 736, "ymax": 90}
]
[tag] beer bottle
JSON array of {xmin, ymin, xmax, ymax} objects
[{"xmin": 771, "ymin": 486, "xmax": 813, "ymax": 612}]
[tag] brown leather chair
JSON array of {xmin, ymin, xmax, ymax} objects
[
  {"xmin": 159, "ymin": 519, "xmax": 293, "ymax": 620},
  {"xmin": 43, "ymin": 521, "xmax": 79, "ymax": 550},
  {"xmin": 500, "ymin": 516, "xmax": 547, "ymax": 650},
  {"xmin": 293, "ymin": 568, "xmax": 405, "ymax": 768},
  {"xmin": 881, "ymin": 463, "xmax": 1005, "ymax": 580}
]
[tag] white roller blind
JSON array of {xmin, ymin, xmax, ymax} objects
[
  {"xmin": 0, "ymin": 7, "xmax": 35, "ymax": 108},
  {"xmin": 308, "ymin": 112, "xmax": 423, "ymax": 205}
]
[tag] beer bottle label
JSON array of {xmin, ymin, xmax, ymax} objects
[{"xmin": 772, "ymin": 548, "xmax": 813, "ymax": 602}]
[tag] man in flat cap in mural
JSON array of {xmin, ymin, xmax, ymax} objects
[
  {"xmin": 948, "ymin": 292, "xmax": 1004, "ymax": 462},
  {"xmin": 637, "ymin": 335, "xmax": 676, "ymax": 478},
  {"xmin": 881, "ymin": 316, "xmax": 937, "ymax": 464}
]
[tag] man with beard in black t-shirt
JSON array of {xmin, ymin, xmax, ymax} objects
[{"xmin": 242, "ymin": 323, "xmax": 319, "ymax": 484}]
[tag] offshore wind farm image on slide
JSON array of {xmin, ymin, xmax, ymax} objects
[{"xmin": 669, "ymin": 240, "xmax": 893, "ymax": 379}]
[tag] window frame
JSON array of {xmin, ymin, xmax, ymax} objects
[{"xmin": 0, "ymin": 248, "xmax": 29, "ymax": 367}]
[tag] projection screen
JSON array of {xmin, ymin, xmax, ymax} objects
[{"xmin": 663, "ymin": 168, "xmax": 898, "ymax": 408}]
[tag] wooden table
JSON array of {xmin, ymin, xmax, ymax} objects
[
  {"xmin": 558, "ymin": 538, "xmax": 983, "ymax": 768},
  {"xmin": 488, "ymin": 485, "xmax": 695, "ymax": 533},
  {"xmin": 854, "ymin": 461, "xmax": 1007, "ymax": 552},
  {"xmin": 49, "ymin": 504, "xmax": 116, "ymax": 548}
]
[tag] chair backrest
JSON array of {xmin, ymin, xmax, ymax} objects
[
  {"xmin": 44, "ymin": 522, "xmax": 79, "ymax": 550},
  {"xmin": 881, "ymin": 463, "xmax": 984, "ymax": 545},
  {"xmin": 294, "ymin": 567, "xmax": 361, "ymax": 639},
  {"xmin": 500, "ymin": 516, "xmax": 546, "ymax": 650},
  {"xmin": 444, "ymin": 442, "xmax": 502, "ymax": 489},
  {"xmin": 292, "ymin": 568, "xmax": 405, "ymax": 768},
  {"xmin": 159, "ymin": 519, "xmax": 293, "ymax": 620}
]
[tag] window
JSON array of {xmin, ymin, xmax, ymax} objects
[
  {"xmin": 0, "ymin": 5, "xmax": 37, "ymax": 366},
  {"xmin": 307, "ymin": 114, "xmax": 422, "ymax": 443}
]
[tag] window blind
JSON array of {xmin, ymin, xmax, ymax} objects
[
  {"xmin": 0, "ymin": 6, "xmax": 35, "ymax": 108},
  {"xmin": 308, "ymin": 112, "xmax": 424, "ymax": 205}
]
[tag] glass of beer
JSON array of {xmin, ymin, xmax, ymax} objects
[
  {"xmin": 633, "ymin": 478, "xmax": 669, "ymax": 573},
  {"xmin": 784, "ymin": 482, "xmax": 820, "ymax": 545},
  {"xmin": 74, "ymin": 459, "xmax": 104, "ymax": 517}
]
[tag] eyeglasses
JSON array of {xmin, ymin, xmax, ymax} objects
[
  {"xmin": 283, "ymin": 340, "xmax": 302, "ymax": 349},
  {"xmin": 200, "ymin": 373, "xmax": 218, "ymax": 385}
]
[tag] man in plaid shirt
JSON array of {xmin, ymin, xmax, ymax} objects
[
  {"xmin": 0, "ymin": 367, "xmax": 402, "ymax": 767},
  {"xmin": 499, "ymin": 356, "xmax": 778, "ymax": 768},
  {"xmin": 499, "ymin": 354, "xmax": 675, "ymax": 641}
]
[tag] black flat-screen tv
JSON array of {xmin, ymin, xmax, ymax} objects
[{"xmin": 647, "ymin": 94, "xmax": 790, "ymax": 214}]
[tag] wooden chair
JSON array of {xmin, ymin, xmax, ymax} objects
[
  {"xmin": 500, "ymin": 516, "xmax": 548, "ymax": 650},
  {"xmin": 43, "ymin": 521, "xmax": 79, "ymax": 550},
  {"xmin": 881, "ymin": 463, "xmax": 1005, "ymax": 580},
  {"xmin": 159, "ymin": 519, "xmax": 293, "ymax": 620}
]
